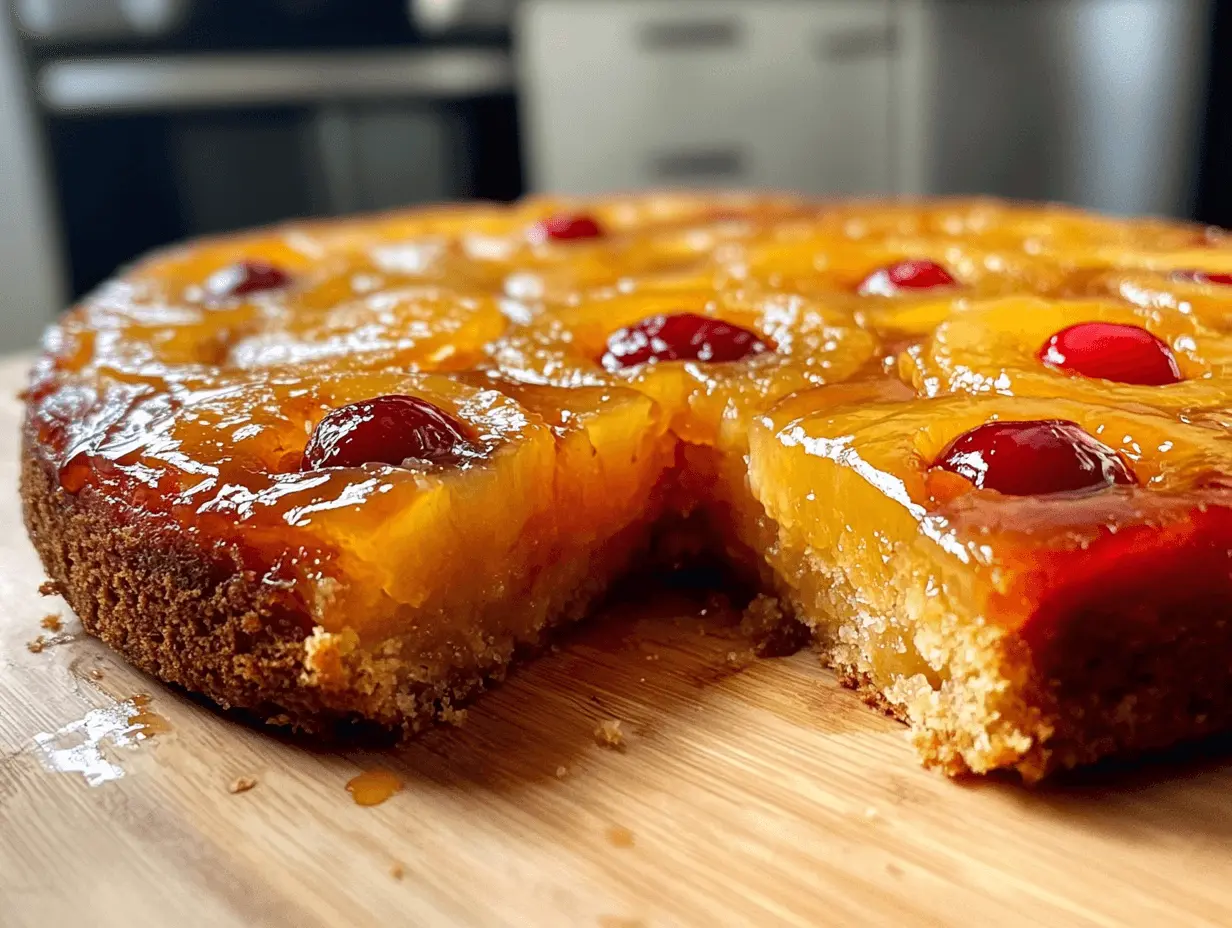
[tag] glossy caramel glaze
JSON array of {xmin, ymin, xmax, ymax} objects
[{"xmin": 23, "ymin": 193, "xmax": 1232, "ymax": 777}]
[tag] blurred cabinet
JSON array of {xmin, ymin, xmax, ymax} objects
[
  {"xmin": 519, "ymin": 0, "xmax": 896, "ymax": 195},
  {"xmin": 520, "ymin": 0, "xmax": 1213, "ymax": 217}
]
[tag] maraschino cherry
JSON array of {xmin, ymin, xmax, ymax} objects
[
  {"xmin": 858, "ymin": 259, "xmax": 956, "ymax": 296},
  {"xmin": 532, "ymin": 213, "xmax": 604, "ymax": 242},
  {"xmin": 601, "ymin": 312, "xmax": 770, "ymax": 370},
  {"xmin": 1172, "ymin": 269, "xmax": 1232, "ymax": 286},
  {"xmin": 933, "ymin": 420, "xmax": 1136, "ymax": 496},
  {"xmin": 1038, "ymin": 322, "xmax": 1181, "ymax": 386},
  {"xmin": 302, "ymin": 395, "xmax": 471, "ymax": 470},
  {"xmin": 206, "ymin": 261, "xmax": 291, "ymax": 300}
]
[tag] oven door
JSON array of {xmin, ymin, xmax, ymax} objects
[{"xmin": 36, "ymin": 49, "xmax": 518, "ymax": 296}]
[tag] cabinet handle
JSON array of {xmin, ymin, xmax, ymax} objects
[
  {"xmin": 818, "ymin": 23, "xmax": 897, "ymax": 60},
  {"xmin": 650, "ymin": 148, "xmax": 745, "ymax": 180},
  {"xmin": 639, "ymin": 18, "xmax": 742, "ymax": 51}
]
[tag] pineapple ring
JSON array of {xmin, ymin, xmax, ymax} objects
[
  {"xmin": 492, "ymin": 283, "xmax": 877, "ymax": 447},
  {"xmin": 1070, "ymin": 266, "xmax": 1232, "ymax": 332},
  {"xmin": 756, "ymin": 393, "xmax": 1232, "ymax": 505},
  {"xmin": 900, "ymin": 296, "xmax": 1232, "ymax": 416}
]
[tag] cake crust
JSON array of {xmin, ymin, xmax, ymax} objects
[{"xmin": 21, "ymin": 430, "xmax": 493, "ymax": 734}]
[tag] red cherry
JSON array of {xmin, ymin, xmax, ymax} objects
[
  {"xmin": 1038, "ymin": 322, "xmax": 1181, "ymax": 386},
  {"xmin": 934, "ymin": 420, "xmax": 1136, "ymax": 496},
  {"xmin": 858, "ymin": 259, "xmax": 957, "ymax": 296},
  {"xmin": 302, "ymin": 395, "xmax": 471, "ymax": 470},
  {"xmin": 206, "ymin": 261, "xmax": 291, "ymax": 300},
  {"xmin": 1172, "ymin": 269, "xmax": 1232, "ymax": 286},
  {"xmin": 533, "ymin": 213, "xmax": 604, "ymax": 242},
  {"xmin": 600, "ymin": 312, "xmax": 770, "ymax": 370}
]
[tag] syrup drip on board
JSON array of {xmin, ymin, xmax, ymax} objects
[
  {"xmin": 346, "ymin": 768, "xmax": 404, "ymax": 806},
  {"xmin": 129, "ymin": 694, "xmax": 173, "ymax": 736},
  {"xmin": 33, "ymin": 694, "xmax": 171, "ymax": 786},
  {"xmin": 605, "ymin": 825, "xmax": 635, "ymax": 848}
]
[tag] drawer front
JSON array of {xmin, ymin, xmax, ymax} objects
[
  {"xmin": 738, "ymin": 2, "xmax": 895, "ymax": 194},
  {"xmin": 519, "ymin": 0, "xmax": 894, "ymax": 194}
]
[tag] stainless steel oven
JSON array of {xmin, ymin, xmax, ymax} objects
[{"xmin": 15, "ymin": 0, "xmax": 521, "ymax": 298}]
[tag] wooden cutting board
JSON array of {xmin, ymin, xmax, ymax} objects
[{"xmin": 3, "ymin": 350, "xmax": 1232, "ymax": 928}]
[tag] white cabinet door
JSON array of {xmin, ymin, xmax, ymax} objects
[
  {"xmin": 518, "ymin": 0, "xmax": 895, "ymax": 195},
  {"xmin": 741, "ymin": 2, "xmax": 895, "ymax": 195}
]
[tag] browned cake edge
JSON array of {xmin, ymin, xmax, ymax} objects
[{"xmin": 19, "ymin": 428, "xmax": 545, "ymax": 736}]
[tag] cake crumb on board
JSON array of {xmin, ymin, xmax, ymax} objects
[
  {"xmin": 740, "ymin": 593, "xmax": 810, "ymax": 657},
  {"xmin": 40, "ymin": 615, "xmax": 63, "ymax": 632},
  {"xmin": 389, "ymin": 862, "xmax": 404, "ymax": 880},
  {"xmin": 38, "ymin": 579, "xmax": 63, "ymax": 597},
  {"xmin": 594, "ymin": 719, "xmax": 626, "ymax": 751},
  {"xmin": 228, "ymin": 776, "xmax": 258, "ymax": 794},
  {"xmin": 27, "ymin": 626, "xmax": 74, "ymax": 653}
]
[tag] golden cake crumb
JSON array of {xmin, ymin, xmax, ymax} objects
[
  {"xmin": 594, "ymin": 719, "xmax": 626, "ymax": 750},
  {"xmin": 389, "ymin": 862, "xmax": 405, "ymax": 880},
  {"xmin": 739, "ymin": 593, "xmax": 810, "ymax": 656},
  {"xmin": 38, "ymin": 579, "xmax": 63, "ymax": 597},
  {"xmin": 440, "ymin": 704, "xmax": 469, "ymax": 726},
  {"xmin": 40, "ymin": 614, "xmax": 63, "ymax": 632},
  {"xmin": 741, "ymin": 593, "xmax": 782, "ymax": 627},
  {"xmin": 228, "ymin": 776, "xmax": 258, "ymax": 794},
  {"xmin": 88, "ymin": 667, "xmax": 105, "ymax": 681},
  {"xmin": 555, "ymin": 765, "xmax": 568, "ymax": 778},
  {"xmin": 26, "ymin": 636, "xmax": 46, "ymax": 654}
]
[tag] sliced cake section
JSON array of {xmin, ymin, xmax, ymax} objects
[
  {"xmin": 749, "ymin": 392, "xmax": 1232, "ymax": 780},
  {"xmin": 25, "ymin": 364, "xmax": 673, "ymax": 733}
]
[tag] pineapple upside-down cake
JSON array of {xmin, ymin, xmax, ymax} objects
[{"xmin": 22, "ymin": 193, "xmax": 1232, "ymax": 781}]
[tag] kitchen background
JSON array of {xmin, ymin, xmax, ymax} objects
[{"xmin": 0, "ymin": 0, "xmax": 1226, "ymax": 351}]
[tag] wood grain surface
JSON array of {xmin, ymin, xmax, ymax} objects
[{"xmin": 3, "ymin": 351, "xmax": 1232, "ymax": 928}]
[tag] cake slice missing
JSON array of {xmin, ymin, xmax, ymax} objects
[
  {"xmin": 24, "ymin": 367, "xmax": 674, "ymax": 733},
  {"xmin": 749, "ymin": 392, "xmax": 1232, "ymax": 780}
]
